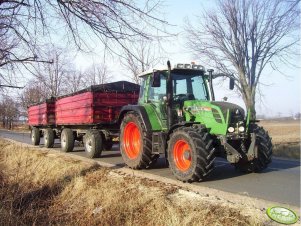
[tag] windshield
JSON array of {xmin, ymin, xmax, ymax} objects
[
  {"xmin": 148, "ymin": 71, "xmax": 209, "ymax": 102},
  {"xmin": 172, "ymin": 73, "xmax": 208, "ymax": 100}
]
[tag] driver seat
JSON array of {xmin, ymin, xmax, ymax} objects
[{"xmin": 187, "ymin": 93, "xmax": 195, "ymax": 100}]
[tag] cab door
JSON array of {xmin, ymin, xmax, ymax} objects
[{"xmin": 148, "ymin": 73, "xmax": 168, "ymax": 129}]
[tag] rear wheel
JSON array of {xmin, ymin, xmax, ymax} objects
[
  {"xmin": 84, "ymin": 130, "xmax": 103, "ymax": 158},
  {"xmin": 31, "ymin": 127, "xmax": 40, "ymax": 146},
  {"xmin": 120, "ymin": 112, "xmax": 152, "ymax": 169},
  {"xmin": 234, "ymin": 125, "xmax": 272, "ymax": 172},
  {"xmin": 44, "ymin": 128, "xmax": 54, "ymax": 148},
  {"xmin": 167, "ymin": 126, "xmax": 215, "ymax": 182},
  {"xmin": 61, "ymin": 128, "xmax": 74, "ymax": 152}
]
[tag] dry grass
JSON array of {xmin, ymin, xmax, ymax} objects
[
  {"xmin": 0, "ymin": 124, "xmax": 30, "ymax": 133},
  {"xmin": 259, "ymin": 120, "xmax": 300, "ymax": 159},
  {"xmin": 0, "ymin": 139, "xmax": 262, "ymax": 226}
]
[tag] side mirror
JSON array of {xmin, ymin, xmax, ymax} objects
[
  {"xmin": 152, "ymin": 71, "xmax": 161, "ymax": 87},
  {"xmin": 229, "ymin": 77, "xmax": 235, "ymax": 90}
]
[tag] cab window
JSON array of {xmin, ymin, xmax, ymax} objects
[{"xmin": 148, "ymin": 74, "xmax": 166, "ymax": 102}]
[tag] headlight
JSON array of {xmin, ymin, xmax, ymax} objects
[
  {"xmin": 228, "ymin": 127, "xmax": 235, "ymax": 133},
  {"xmin": 238, "ymin": 126, "xmax": 245, "ymax": 132}
]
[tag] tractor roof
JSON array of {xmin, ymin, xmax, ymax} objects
[{"xmin": 138, "ymin": 63, "xmax": 205, "ymax": 77}]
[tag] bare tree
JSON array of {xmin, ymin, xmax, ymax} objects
[
  {"xmin": 121, "ymin": 39, "xmax": 162, "ymax": 84},
  {"xmin": 0, "ymin": 0, "xmax": 54, "ymax": 86},
  {"xmin": 84, "ymin": 62, "xmax": 113, "ymax": 86},
  {"xmin": 19, "ymin": 81, "xmax": 46, "ymax": 118},
  {"xmin": 32, "ymin": 45, "xmax": 73, "ymax": 97},
  {"xmin": 0, "ymin": 0, "xmax": 168, "ymax": 86},
  {"xmin": 185, "ymin": 0, "xmax": 300, "ymax": 119},
  {"xmin": 0, "ymin": 95, "xmax": 19, "ymax": 129},
  {"xmin": 64, "ymin": 70, "xmax": 86, "ymax": 93}
]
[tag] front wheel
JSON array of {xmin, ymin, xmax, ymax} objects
[
  {"xmin": 167, "ymin": 126, "xmax": 215, "ymax": 182},
  {"xmin": 234, "ymin": 125, "xmax": 272, "ymax": 172},
  {"xmin": 120, "ymin": 112, "xmax": 152, "ymax": 169}
]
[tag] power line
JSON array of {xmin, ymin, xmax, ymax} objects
[{"xmin": 0, "ymin": 85, "xmax": 24, "ymax": 89}]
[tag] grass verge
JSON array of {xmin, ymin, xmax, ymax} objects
[
  {"xmin": 260, "ymin": 120, "xmax": 300, "ymax": 160},
  {"xmin": 0, "ymin": 139, "xmax": 265, "ymax": 226},
  {"xmin": 272, "ymin": 142, "xmax": 300, "ymax": 159}
]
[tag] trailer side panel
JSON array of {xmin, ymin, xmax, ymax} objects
[
  {"xmin": 28, "ymin": 102, "xmax": 55, "ymax": 126},
  {"xmin": 55, "ymin": 92, "xmax": 94, "ymax": 125},
  {"xmin": 93, "ymin": 92, "xmax": 138, "ymax": 123}
]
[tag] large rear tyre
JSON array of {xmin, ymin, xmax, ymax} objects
[
  {"xmin": 167, "ymin": 126, "xmax": 215, "ymax": 182},
  {"xmin": 84, "ymin": 130, "xmax": 103, "ymax": 158},
  {"xmin": 120, "ymin": 112, "xmax": 152, "ymax": 169},
  {"xmin": 44, "ymin": 128, "xmax": 55, "ymax": 148},
  {"xmin": 31, "ymin": 127, "xmax": 40, "ymax": 146},
  {"xmin": 234, "ymin": 125, "xmax": 272, "ymax": 173},
  {"xmin": 61, "ymin": 128, "xmax": 74, "ymax": 152}
]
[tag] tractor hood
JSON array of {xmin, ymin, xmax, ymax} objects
[
  {"xmin": 183, "ymin": 100, "xmax": 245, "ymax": 135},
  {"xmin": 211, "ymin": 101, "xmax": 245, "ymax": 120}
]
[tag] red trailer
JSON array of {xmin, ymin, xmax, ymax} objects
[
  {"xmin": 28, "ymin": 98, "xmax": 55, "ymax": 126},
  {"xmin": 28, "ymin": 81, "xmax": 140, "ymax": 158}
]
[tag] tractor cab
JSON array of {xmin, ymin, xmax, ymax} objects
[
  {"xmin": 138, "ymin": 63, "xmax": 245, "ymax": 137},
  {"xmin": 138, "ymin": 64, "xmax": 209, "ymax": 129}
]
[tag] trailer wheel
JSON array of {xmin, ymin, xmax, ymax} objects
[
  {"xmin": 44, "ymin": 128, "xmax": 55, "ymax": 148},
  {"xmin": 31, "ymin": 127, "xmax": 40, "ymax": 146},
  {"xmin": 84, "ymin": 130, "xmax": 103, "ymax": 158},
  {"xmin": 167, "ymin": 126, "xmax": 215, "ymax": 182},
  {"xmin": 61, "ymin": 128, "xmax": 74, "ymax": 152},
  {"xmin": 120, "ymin": 111, "xmax": 152, "ymax": 169},
  {"xmin": 234, "ymin": 125, "xmax": 272, "ymax": 173}
]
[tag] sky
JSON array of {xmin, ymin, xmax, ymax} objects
[
  {"xmin": 3, "ymin": 0, "xmax": 299, "ymax": 118},
  {"xmin": 74, "ymin": 0, "xmax": 301, "ymax": 117}
]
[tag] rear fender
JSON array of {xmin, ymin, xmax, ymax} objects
[{"xmin": 118, "ymin": 105, "xmax": 152, "ymax": 132}]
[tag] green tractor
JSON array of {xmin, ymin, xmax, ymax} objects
[{"xmin": 119, "ymin": 61, "xmax": 272, "ymax": 182}]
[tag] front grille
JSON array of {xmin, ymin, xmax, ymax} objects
[
  {"xmin": 229, "ymin": 109, "xmax": 244, "ymax": 124},
  {"xmin": 212, "ymin": 108, "xmax": 223, "ymax": 123}
]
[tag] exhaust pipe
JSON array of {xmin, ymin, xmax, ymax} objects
[
  {"xmin": 167, "ymin": 60, "xmax": 173, "ymax": 129},
  {"xmin": 207, "ymin": 69, "xmax": 215, "ymax": 101}
]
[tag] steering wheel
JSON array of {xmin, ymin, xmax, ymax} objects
[{"xmin": 173, "ymin": 94, "xmax": 187, "ymax": 103}]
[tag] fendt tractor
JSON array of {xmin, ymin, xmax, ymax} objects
[{"xmin": 28, "ymin": 61, "xmax": 272, "ymax": 182}]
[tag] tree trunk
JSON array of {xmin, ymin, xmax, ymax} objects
[
  {"xmin": 238, "ymin": 72, "xmax": 257, "ymax": 120},
  {"xmin": 241, "ymin": 88, "xmax": 256, "ymax": 121},
  {"xmin": 245, "ymin": 98, "xmax": 256, "ymax": 120},
  {"xmin": 9, "ymin": 120, "xmax": 13, "ymax": 130}
]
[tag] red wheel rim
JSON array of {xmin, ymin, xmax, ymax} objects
[
  {"xmin": 173, "ymin": 139, "xmax": 192, "ymax": 171},
  {"xmin": 123, "ymin": 122, "xmax": 141, "ymax": 159}
]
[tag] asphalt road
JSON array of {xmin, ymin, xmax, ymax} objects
[{"xmin": 1, "ymin": 129, "xmax": 300, "ymax": 207}]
